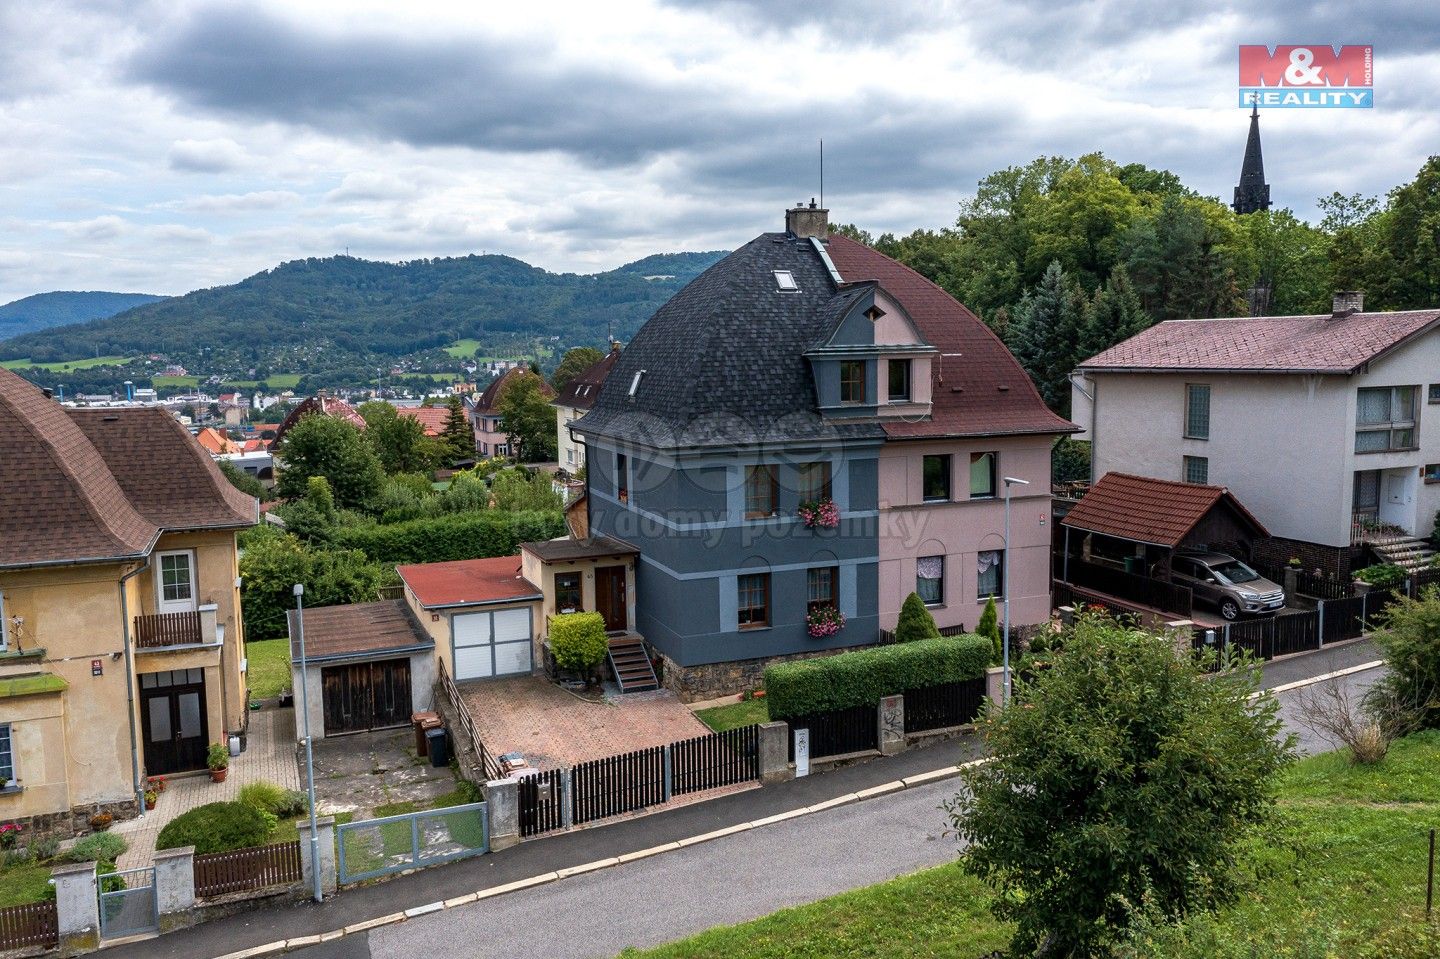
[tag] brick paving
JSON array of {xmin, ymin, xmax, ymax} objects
[
  {"xmin": 112, "ymin": 708, "xmax": 300, "ymax": 870},
  {"xmin": 458, "ymin": 676, "xmax": 711, "ymax": 770}
]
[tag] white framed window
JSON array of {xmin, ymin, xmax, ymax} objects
[
  {"xmin": 0, "ymin": 723, "xmax": 13, "ymax": 787},
  {"xmin": 156, "ymin": 550, "xmax": 197, "ymax": 614},
  {"xmin": 977, "ymin": 550, "xmax": 1004, "ymax": 600},
  {"xmin": 1356, "ymin": 386, "xmax": 1418, "ymax": 452},
  {"xmin": 773, "ymin": 270, "xmax": 798, "ymax": 292}
]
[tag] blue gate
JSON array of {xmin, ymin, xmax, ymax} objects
[
  {"xmin": 336, "ymin": 801, "xmax": 488, "ymax": 884},
  {"xmin": 98, "ymin": 866, "xmax": 157, "ymax": 940}
]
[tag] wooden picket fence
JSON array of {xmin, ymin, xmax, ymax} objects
[
  {"xmin": 193, "ymin": 841, "xmax": 302, "ymax": 898},
  {"xmin": 0, "ymin": 901, "xmax": 58, "ymax": 951}
]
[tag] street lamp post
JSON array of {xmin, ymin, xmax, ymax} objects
[
  {"xmin": 294, "ymin": 583, "xmax": 322, "ymax": 903},
  {"xmin": 1001, "ymin": 476, "xmax": 1030, "ymax": 704}
]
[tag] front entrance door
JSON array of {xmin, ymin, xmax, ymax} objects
[
  {"xmin": 595, "ymin": 565, "xmax": 627, "ymax": 632},
  {"xmin": 320, "ymin": 658, "xmax": 412, "ymax": 735},
  {"xmin": 140, "ymin": 669, "xmax": 209, "ymax": 775}
]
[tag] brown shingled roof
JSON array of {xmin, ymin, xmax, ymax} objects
[
  {"xmin": 473, "ymin": 367, "xmax": 555, "ymax": 415},
  {"xmin": 0, "ymin": 369, "xmax": 159, "ymax": 569},
  {"xmin": 823, "ymin": 234, "xmax": 1078, "ymax": 439},
  {"xmin": 553, "ymin": 347, "xmax": 620, "ymax": 412},
  {"xmin": 272, "ymin": 394, "xmax": 367, "ymax": 446},
  {"xmin": 68, "ymin": 407, "xmax": 258, "ymax": 531},
  {"xmin": 1077, "ymin": 310, "xmax": 1440, "ymax": 374},
  {"xmin": 287, "ymin": 600, "xmax": 433, "ymax": 662},
  {"xmin": 1060, "ymin": 472, "xmax": 1269, "ymax": 548}
]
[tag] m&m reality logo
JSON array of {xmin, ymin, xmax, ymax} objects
[{"xmin": 1238, "ymin": 45, "xmax": 1373, "ymax": 108}]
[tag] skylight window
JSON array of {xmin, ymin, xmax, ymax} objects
[
  {"xmin": 628, "ymin": 370, "xmax": 646, "ymax": 397},
  {"xmin": 773, "ymin": 270, "xmax": 798, "ymax": 292}
]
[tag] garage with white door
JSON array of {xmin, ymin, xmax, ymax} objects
[{"xmin": 453, "ymin": 606, "xmax": 534, "ymax": 680}]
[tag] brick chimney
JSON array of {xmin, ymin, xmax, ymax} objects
[
  {"xmin": 1331, "ymin": 291, "xmax": 1364, "ymax": 319},
  {"xmin": 785, "ymin": 198, "xmax": 829, "ymax": 239}
]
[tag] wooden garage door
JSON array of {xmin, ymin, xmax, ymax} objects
[
  {"xmin": 453, "ymin": 608, "xmax": 533, "ymax": 681},
  {"xmin": 321, "ymin": 658, "xmax": 412, "ymax": 735}
]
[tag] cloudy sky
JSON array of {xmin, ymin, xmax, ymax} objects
[{"xmin": 1, "ymin": 0, "xmax": 1435, "ymax": 304}]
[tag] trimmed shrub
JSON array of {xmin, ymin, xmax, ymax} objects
[
  {"xmin": 977, "ymin": 596, "xmax": 1002, "ymax": 664},
  {"xmin": 332, "ymin": 509, "xmax": 566, "ymax": 565},
  {"xmin": 765, "ymin": 634, "xmax": 992, "ymax": 720},
  {"xmin": 549, "ymin": 612, "xmax": 609, "ymax": 672},
  {"xmin": 238, "ymin": 781, "xmax": 305, "ymax": 817},
  {"xmin": 66, "ymin": 832, "xmax": 127, "ymax": 864},
  {"xmin": 156, "ymin": 802, "xmax": 272, "ymax": 854},
  {"xmin": 1355, "ymin": 563, "xmax": 1408, "ymax": 589},
  {"xmin": 894, "ymin": 592, "xmax": 940, "ymax": 643}
]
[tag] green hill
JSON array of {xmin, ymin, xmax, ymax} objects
[
  {"xmin": 0, "ymin": 291, "xmax": 166, "ymax": 339},
  {"xmin": 0, "ymin": 252, "xmax": 726, "ymax": 386}
]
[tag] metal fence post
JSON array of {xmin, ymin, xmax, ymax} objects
[
  {"xmin": 561, "ymin": 768, "xmax": 574, "ymax": 829},
  {"xmin": 662, "ymin": 745, "xmax": 673, "ymax": 802},
  {"xmin": 411, "ymin": 816, "xmax": 421, "ymax": 868},
  {"xmin": 1318, "ymin": 600, "xmax": 1325, "ymax": 648}
]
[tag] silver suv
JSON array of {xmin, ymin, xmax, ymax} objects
[{"xmin": 1171, "ymin": 551, "xmax": 1285, "ymax": 621}]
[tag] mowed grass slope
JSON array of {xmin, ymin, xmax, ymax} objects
[{"xmin": 621, "ymin": 731, "xmax": 1440, "ymax": 958}]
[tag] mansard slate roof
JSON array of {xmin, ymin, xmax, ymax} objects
[
  {"xmin": 0, "ymin": 368, "xmax": 256, "ymax": 569},
  {"xmin": 1077, "ymin": 309, "xmax": 1440, "ymax": 375},
  {"xmin": 577, "ymin": 231, "xmax": 1073, "ymax": 450}
]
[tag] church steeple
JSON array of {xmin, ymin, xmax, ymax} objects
[{"xmin": 1232, "ymin": 105, "xmax": 1271, "ymax": 215}]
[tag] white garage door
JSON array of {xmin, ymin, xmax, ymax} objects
[{"xmin": 453, "ymin": 607, "xmax": 533, "ymax": 681}]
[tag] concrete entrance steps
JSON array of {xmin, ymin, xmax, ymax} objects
[
  {"xmin": 1368, "ymin": 534, "xmax": 1437, "ymax": 572},
  {"xmin": 607, "ymin": 634, "xmax": 659, "ymax": 693}
]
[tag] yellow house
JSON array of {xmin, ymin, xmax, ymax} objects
[{"xmin": 0, "ymin": 370, "xmax": 257, "ymax": 833}]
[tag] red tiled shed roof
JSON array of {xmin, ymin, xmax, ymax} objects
[
  {"xmin": 1077, "ymin": 310, "xmax": 1440, "ymax": 374},
  {"xmin": 272, "ymin": 394, "xmax": 367, "ymax": 446},
  {"xmin": 396, "ymin": 406, "xmax": 450, "ymax": 436},
  {"xmin": 824, "ymin": 234, "xmax": 1078, "ymax": 439},
  {"xmin": 287, "ymin": 600, "xmax": 433, "ymax": 662},
  {"xmin": 1060, "ymin": 471, "xmax": 1269, "ymax": 548},
  {"xmin": 397, "ymin": 555, "xmax": 541, "ymax": 608}
]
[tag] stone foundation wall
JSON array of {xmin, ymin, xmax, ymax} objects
[
  {"xmin": 11, "ymin": 797, "xmax": 140, "ymax": 841},
  {"xmin": 647, "ymin": 641, "xmax": 875, "ymax": 703}
]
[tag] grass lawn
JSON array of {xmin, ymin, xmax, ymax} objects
[
  {"xmin": 622, "ymin": 731, "xmax": 1440, "ymax": 958},
  {"xmin": 269, "ymin": 810, "xmax": 354, "ymax": 845},
  {"xmin": 0, "ymin": 859, "xmax": 57, "ymax": 907},
  {"xmin": 245, "ymin": 638, "xmax": 292, "ymax": 700},
  {"xmin": 263, "ymin": 373, "xmax": 303, "ymax": 389},
  {"xmin": 695, "ymin": 698, "xmax": 769, "ymax": 732},
  {"xmin": 1, "ymin": 355, "xmax": 131, "ymax": 371},
  {"xmin": 151, "ymin": 374, "xmax": 199, "ymax": 388},
  {"xmin": 444, "ymin": 339, "xmax": 483, "ymax": 359}
]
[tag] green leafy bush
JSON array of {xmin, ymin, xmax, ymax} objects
[
  {"xmin": 764, "ymin": 634, "xmax": 992, "ymax": 720},
  {"xmin": 1368, "ymin": 586, "xmax": 1440, "ymax": 729},
  {"xmin": 1355, "ymin": 563, "xmax": 1408, "ymax": 589},
  {"xmin": 894, "ymin": 592, "xmax": 940, "ymax": 643},
  {"xmin": 238, "ymin": 781, "xmax": 307, "ymax": 818},
  {"xmin": 549, "ymin": 612, "xmax": 609, "ymax": 672},
  {"xmin": 239, "ymin": 532, "xmax": 390, "ymax": 639},
  {"xmin": 976, "ymin": 596, "xmax": 1002, "ymax": 664},
  {"xmin": 332, "ymin": 509, "xmax": 565, "ymax": 565},
  {"xmin": 156, "ymin": 802, "xmax": 272, "ymax": 854},
  {"xmin": 66, "ymin": 832, "xmax": 127, "ymax": 864}
]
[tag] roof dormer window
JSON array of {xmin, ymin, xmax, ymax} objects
[
  {"xmin": 628, "ymin": 370, "xmax": 646, "ymax": 397},
  {"xmin": 773, "ymin": 270, "xmax": 798, "ymax": 292}
]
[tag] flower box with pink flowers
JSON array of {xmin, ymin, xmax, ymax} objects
[{"xmin": 797, "ymin": 498, "xmax": 839, "ymax": 529}]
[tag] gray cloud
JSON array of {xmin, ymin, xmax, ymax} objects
[{"xmin": 167, "ymin": 137, "xmax": 248, "ymax": 173}]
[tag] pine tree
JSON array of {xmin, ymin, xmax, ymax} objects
[
  {"xmin": 895, "ymin": 592, "xmax": 941, "ymax": 643},
  {"xmin": 977, "ymin": 595, "xmax": 1002, "ymax": 665},
  {"xmin": 1006, "ymin": 260, "xmax": 1084, "ymax": 415},
  {"xmin": 1078, "ymin": 265, "xmax": 1149, "ymax": 360},
  {"xmin": 440, "ymin": 395, "xmax": 472, "ymax": 464}
]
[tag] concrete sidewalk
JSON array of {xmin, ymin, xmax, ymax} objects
[{"xmin": 101, "ymin": 640, "xmax": 1374, "ymax": 959}]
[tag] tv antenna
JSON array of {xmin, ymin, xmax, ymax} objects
[{"xmin": 819, "ymin": 138, "xmax": 824, "ymax": 209}]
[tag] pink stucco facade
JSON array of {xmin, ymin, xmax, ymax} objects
[{"xmin": 877, "ymin": 434, "xmax": 1054, "ymax": 632}]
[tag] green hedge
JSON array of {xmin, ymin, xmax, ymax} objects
[
  {"xmin": 332, "ymin": 510, "xmax": 566, "ymax": 565},
  {"xmin": 764, "ymin": 634, "xmax": 992, "ymax": 720},
  {"xmin": 549, "ymin": 612, "xmax": 609, "ymax": 671}
]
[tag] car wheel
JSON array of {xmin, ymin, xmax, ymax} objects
[{"xmin": 1219, "ymin": 599, "xmax": 1240, "ymax": 621}]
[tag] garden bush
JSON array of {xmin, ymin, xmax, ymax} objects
[
  {"xmin": 156, "ymin": 802, "xmax": 272, "ymax": 854},
  {"xmin": 1355, "ymin": 563, "xmax": 1408, "ymax": 589},
  {"xmin": 239, "ymin": 533, "xmax": 390, "ymax": 639},
  {"xmin": 764, "ymin": 634, "xmax": 992, "ymax": 720},
  {"xmin": 549, "ymin": 612, "xmax": 609, "ymax": 672},
  {"xmin": 239, "ymin": 781, "xmax": 307, "ymax": 818},
  {"xmin": 332, "ymin": 509, "xmax": 565, "ymax": 565},
  {"xmin": 66, "ymin": 832, "xmax": 127, "ymax": 864},
  {"xmin": 893, "ymin": 592, "xmax": 940, "ymax": 643}
]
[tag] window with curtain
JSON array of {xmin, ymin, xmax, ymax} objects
[
  {"xmin": 1355, "ymin": 386, "xmax": 1418, "ymax": 452},
  {"xmin": 977, "ymin": 550, "xmax": 1004, "ymax": 599},
  {"xmin": 738, "ymin": 574, "xmax": 770, "ymax": 628},
  {"xmin": 923, "ymin": 455, "xmax": 950, "ymax": 502},
  {"xmin": 1184, "ymin": 455, "xmax": 1209, "ymax": 484},
  {"xmin": 807, "ymin": 567, "xmax": 838, "ymax": 614},
  {"xmin": 917, "ymin": 555, "xmax": 944, "ymax": 605},
  {"xmin": 840, "ymin": 360, "xmax": 866, "ymax": 404},
  {"xmin": 1185, "ymin": 384, "xmax": 1211, "ymax": 439},
  {"xmin": 0, "ymin": 724, "xmax": 13, "ymax": 786},
  {"xmin": 555, "ymin": 572, "xmax": 582, "ymax": 613},
  {"xmin": 798, "ymin": 461, "xmax": 832, "ymax": 502},
  {"xmin": 745, "ymin": 465, "xmax": 778, "ymax": 517},
  {"xmin": 969, "ymin": 451, "xmax": 996, "ymax": 498}
]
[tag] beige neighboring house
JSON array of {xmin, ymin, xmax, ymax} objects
[
  {"xmin": 1071, "ymin": 293, "xmax": 1440, "ymax": 578},
  {"xmin": 552, "ymin": 346, "xmax": 621, "ymax": 474},
  {"xmin": 0, "ymin": 368, "xmax": 257, "ymax": 833}
]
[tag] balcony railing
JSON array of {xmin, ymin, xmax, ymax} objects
[{"xmin": 133, "ymin": 611, "xmax": 204, "ymax": 649}]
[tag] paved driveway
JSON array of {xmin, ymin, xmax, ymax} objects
[{"xmin": 457, "ymin": 676, "xmax": 711, "ymax": 770}]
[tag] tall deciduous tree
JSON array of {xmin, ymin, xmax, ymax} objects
[
  {"xmin": 551, "ymin": 346, "xmax": 605, "ymax": 394},
  {"xmin": 275, "ymin": 414, "xmax": 384, "ymax": 510},
  {"xmin": 497, "ymin": 371, "xmax": 557, "ymax": 462},
  {"xmin": 949, "ymin": 614, "xmax": 1291, "ymax": 958},
  {"xmin": 357, "ymin": 401, "xmax": 441, "ymax": 475}
]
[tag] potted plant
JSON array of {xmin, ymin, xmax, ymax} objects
[
  {"xmin": 88, "ymin": 813, "xmax": 113, "ymax": 832},
  {"xmin": 1287, "ymin": 556, "xmax": 1303, "ymax": 568},
  {"xmin": 146, "ymin": 775, "xmax": 167, "ymax": 795},
  {"xmin": 144, "ymin": 789, "xmax": 158, "ymax": 811},
  {"xmin": 207, "ymin": 742, "xmax": 230, "ymax": 783},
  {"xmin": 805, "ymin": 604, "xmax": 846, "ymax": 638},
  {"xmin": 796, "ymin": 497, "xmax": 840, "ymax": 529}
]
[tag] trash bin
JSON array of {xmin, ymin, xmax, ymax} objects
[
  {"xmin": 411, "ymin": 711, "xmax": 441, "ymax": 757},
  {"xmin": 426, "ymin": 727, "xmax": 449, "ymax": 768},
  {"xmin": 1124, "ymin": 555, "xmax": 1144, "ymax": 576}
]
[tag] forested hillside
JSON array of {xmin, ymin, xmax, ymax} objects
[{"xmin": 0, "ymin": 291, "xmax": 166, "ymax": 339}]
